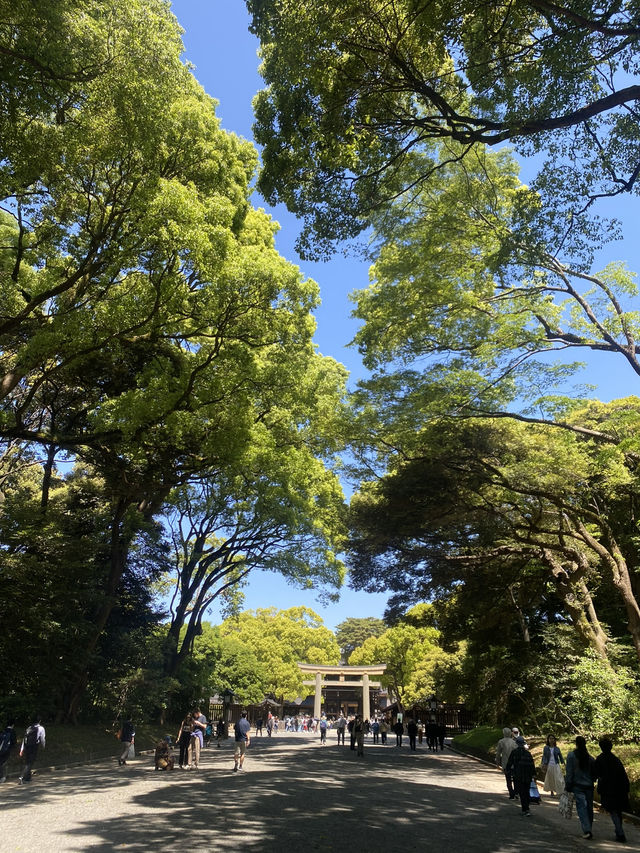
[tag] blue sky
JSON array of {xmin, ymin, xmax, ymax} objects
[{"xmin": 169, "ymin": 1, "xmax": 640, "ymax": 630}]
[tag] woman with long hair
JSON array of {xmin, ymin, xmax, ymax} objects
[
  {"xmin": 565, "ymin": 736, "xmax": 596, "ymax": 839},
  {"xmin": 541, "ymin": 734, "xmax": 565, "ymax": 797}
]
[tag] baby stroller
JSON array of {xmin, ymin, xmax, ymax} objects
[{"xmin": 155, "ymin": 736, "xmax": 175, "ymax": 771}]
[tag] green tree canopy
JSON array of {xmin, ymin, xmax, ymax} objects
[
  {"xmin": 248, "ymin": 0, "xmax": 640, "ymax": 256},
  {"xmin": 334, "ymin": 616, "xmax": 386, "ymax": 661},
  {"xmin": 219, "ymin": 607, "xmax": 341, "ymax": 700},
  {"xmin": 348, "ymin": 605, "xmax": 461, "ymax": 708}
]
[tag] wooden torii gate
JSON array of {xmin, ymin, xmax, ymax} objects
[{"xmin": 298, "ymin": 663, "xmax": 387, "ymax": 720}]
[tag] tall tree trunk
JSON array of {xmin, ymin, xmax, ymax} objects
[
  {"xmin": 64, "ymin": 497, "xmax": 131, "ymax": 722},
  {"xmin": 40, "ymin": 442, "xmax": 56, "ymax": 511}
]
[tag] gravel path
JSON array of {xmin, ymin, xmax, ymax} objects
[{"xmin": 3, "ymin": 734, "xmax": 638, "ymax": 852}]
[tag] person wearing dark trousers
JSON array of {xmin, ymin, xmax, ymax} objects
[
  {"xmin": 394, "ymin": 720, "xmax": 404, "ymax": 747},
  {"xmin": 594, "ymin": 738, "xmax": 630, "ymax": 843},
  {"xmin": 19, "ymin": 717, "xmax": 46, "ymax": 784},
  {"xmin": 506, "ymin": 736, "xmax": 535, "ymax": 815},
  {"xmin": 407, "ymin": 719, "xmax": 418, "ymax": 751}
]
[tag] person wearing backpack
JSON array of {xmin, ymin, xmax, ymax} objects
[
  {"xmin": 18, "ymin": 716, "xmax": 45, "ymax": 784},
  {"xmin": 0, "ymin": 719, "xmax": 16, "ymax": 782}
]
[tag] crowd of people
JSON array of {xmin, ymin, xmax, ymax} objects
[
  {"xmin": 2, "ymin": 708, "xmax": 633, "ymax": 844},
  {"xmin": 496, "ymin": 725, "xmax": 631, "ymax": 843}
]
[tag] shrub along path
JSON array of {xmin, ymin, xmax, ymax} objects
[{"xmin": 3, "ymin": 732, "xmax": 638, "ymax": 852}]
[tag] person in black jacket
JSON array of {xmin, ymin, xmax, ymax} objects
[
  {"xmin": 0, "ymin": 719, "xmax": 16, "ymax": 783},
  {"xmin": 407, "ymin": 718, "xmax": 418, "ymax": 751},
  {"xmin": 594, "ymin": 738, "xmax": 630, "ymax": 843},
  {"xmin": 118, "ymin": 719, "xmax": 135, "ymax": 766},
  {"xmin": 506, "ymin": 736, "xmax": 536, "ymax": 815}
]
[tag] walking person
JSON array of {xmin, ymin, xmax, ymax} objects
[
  {"xmin": 565, "ymin": 736, "xmax": 596, "ymax": 839},
  {"xmin": 118, "ymin": 719, "xmax": 135, "ymax": 766},
  {"xmin": 506, "ymin": 736, "xmax": 536, "ymax": 815},
  {"xmin": 379, "ymin": 718, "xmax": 388, "ymax": 744},
  {"xmin": 496, "ymin": 727, "xmax": 517, "ymax": 799},
  {"xmin": 319, "ymin": 716, "xmax": 328, "ymax": 744},
  {"xmin": 216, "ymin": 718, "xmax": 224, "ymax": 747},
  {"xmin": 594, "ymin": 737, "xmax": 630, "ymax": 843},
  {"xmin": 255, "ymin": 717, "xmax": 263, "ymax": 736},
  {"xmin": 336, "ymin": 713, "xmax": 346, "ymax": 745},
  {"xmin": 394, "ymin": 719, "xmax": 404, "ymax": 747},
  {"xmin": 541, "ymin": 734, "xmax": 565, "ymax": 797},
  {"xmin": 19, "ymin": 716, "xmax": 46, "ymax": 784},
  {"xmin": 407, "ymin": 718, "xmax": 418, "ymax": 751},
  {"xmin": 233, "ymin": 711, "xmax": 251, "ymax": 772},
  {"xmin": 0, "ymin": 719, "xmax": 16, "ymax": 783},
  {"xmin": 354, "ymin": 715, "xmax": 364, "ymax": 756},
  {"xmin": 348, "ymin": 716, "xmax": 356, "ymax": 750},
  {"xmin": 176, "ymin": 713, "xmax": 193, "ymax": 769},
  {"xmin": 371, "ymin": 718, "xmax": 380, "ymax": 744}
]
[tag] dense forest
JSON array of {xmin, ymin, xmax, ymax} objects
[{"xmin": 2, "ymin": 0, "xmax": 640, "ymax": 740}]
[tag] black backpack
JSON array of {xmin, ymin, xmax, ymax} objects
[
  {"xmin": 23, "ymin": 725, "xmax": 39, "ymax": 749},
  {"xmin": 0, "ymin": 728, "xmax": 12, "ymax": 754}
]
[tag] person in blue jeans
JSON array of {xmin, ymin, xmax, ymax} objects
[{"xmin": 565, "ymin": 736, "xmax": 596, "ymax": 839}]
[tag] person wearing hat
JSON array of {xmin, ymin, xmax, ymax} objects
[{"xmin": 506, "ymin": 736, "xmax": 536, "ymax": 815}]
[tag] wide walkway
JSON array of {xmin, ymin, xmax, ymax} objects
[{"xmin": 3, "ymin": 733, "xmax": 638, "ymax": 852}]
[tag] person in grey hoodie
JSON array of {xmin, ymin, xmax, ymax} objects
[{"xmin": 496, "ymin": 727, "xmax": 517, "ymax": 799}]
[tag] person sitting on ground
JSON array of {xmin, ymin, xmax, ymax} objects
[{"xmin": 155, "ymin": 738, "xmax": 175, "ymax": 771}]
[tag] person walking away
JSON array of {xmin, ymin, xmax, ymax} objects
[
  {"xmin": 394, "ymin": 719, "xmax": 404, "ymax": 747},
  {"xmin": 594, "ymin": 737, "xmax": 630, "ymax": 843},
  {"xmin": 216, "ymin": 718, "xmax": 224, "ymax": 747},
  {"xmin": 371, "ymin": 719, "xmax": 380, "ymax": 744},
  {"xmin": 256, "ymin": 718, "xmax": 263, "ymax": 736},
  {"xmin": 118, "ymin": 719, "xmax": 135, "ymax": 766},
  {"xmin": 354, "ymin": 715, "xmax": 365, "ymax": 756},
  {"xmin": 19, "ymin": 716, "xmax": 46, "ymax": 783},
  {"xmin": 319, "ymin": 716, "xmax": 328, "ymax": 745},
  {"xmin": 407, "ymin": 718, "xmax": 418, "ymax": 751},
  {"xmin": 348, "ymin": 716, "xmax": 356, "ymax": 750},
  {"xmin": 417, "ymin": 720, "xmax": 424, "ymax": 745},
  {"xmin": 233, "ymin": 712, "xmax": 251, "ymax": 772},
  {"xmin": 541, "ymin": 734, "xmax": 565, "ymax": 797},
  {"xmin": 506, "ymin": 736, "xmax": 535, "ymax": 815},
  {"xmin": 176, "ymin": 713, "xmax": 193, "ymax": 768},
  {"xmin": 188, "ymin": 707, "xmax": 207, "ymax": 769},
  {"xmin": 336, "ymin": 713, "xmax": 346, "ymax": 745},
  {"xmin": 496, "ymin": 727, "xmax": 517, "ymax": 799},
  {"xmin": 565, "ymin": 735, "xmax": 596, "ymax": 839},
  {"xmin": 0, "ymin": 719, "xmax": 16, "ymax": 783},
  {"xmin": 379, "ymin": 718, "xmax": 388, "ymax": 744},
  {"xmin": 437, "ymin": 722, "xmax": 446, "ymax": 751}
]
